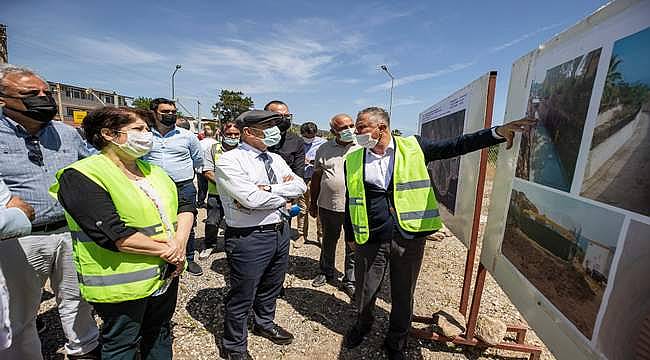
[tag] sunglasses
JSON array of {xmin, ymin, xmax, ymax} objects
[{"xmin": 24, "ymin": 136, "xmax": 44, "ymax": 166}]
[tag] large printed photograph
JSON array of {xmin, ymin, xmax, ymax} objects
[
  {"xmin": 420, "ymin": 109, "xmax": 465, "ymax": 214},
  {"xmin": 516, "ymin": 49, "xmax": 601, "ymax": 192},
  {"xmin": 501, "ymin": 180, "xmax": 625, "ymax": 339},
  {"xmin": 581, "ymin": 27, "xmax": 650, "ymax": 217}
]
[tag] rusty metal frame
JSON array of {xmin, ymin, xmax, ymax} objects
[{"xmin": 410, "ymin": 71, "xmax": 543, "ymax": 359}]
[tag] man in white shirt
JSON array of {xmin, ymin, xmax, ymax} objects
[
  {"xmin": 197, "ymin": 127, "xmax": 218, "ymax": 208},
  {"xmin": 215, "ymin": 110, "xmax": 306, "ymax": 360}
]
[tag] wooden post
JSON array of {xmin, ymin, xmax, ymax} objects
[{"xmin": 459, "ymin": 71, "xmax": 497, "ymax": 315}]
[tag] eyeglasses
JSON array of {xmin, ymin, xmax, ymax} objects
[
  {"xmin": 280, "ymin": 113, "xmax": 293, "ymax": 121},
  {"xmin": 24, "ymin": 136, "xmax": 44, "ymax": 166},
  {"xmin": 158, "ymin": 110, "xmax": 177, "ymax": 115}
]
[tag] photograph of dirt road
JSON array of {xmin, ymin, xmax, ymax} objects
[
  {"xmin": 502, "ymin": 180, "xmax": 624, "ymax": 338},
  {"xmin": 516, "ymin": 48, "xmax": 601, "ymax": 192},
  {"xmin": 581, "ymin": 27, "xmax": 650, "ymax": 217},
  {"xmin": 420, "ymin": 109, "xmax": 465, "ymax": 214}
]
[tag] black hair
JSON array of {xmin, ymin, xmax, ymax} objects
[
  {"xmin": 263, "ymin": 100, "xmax": 287, "ymax": 111},
  {"xmin": 150, "ymin": 97, "xmax": 176, "ymax": 112},
  {"xmin": 300, "ymin": 122, "xmax": 318, "ymax": 135},
  {"xmin": 82, "ymin": 106, "xmax": 155, "ymax": 150}
]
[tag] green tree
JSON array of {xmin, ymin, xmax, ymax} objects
[
  {"xmin": 132, "ymin": 96, "xmax": 153, "ymax": 110},
  {"xmin": 211, "ymin": 90, "xmax": 254, "ymax": 121}
]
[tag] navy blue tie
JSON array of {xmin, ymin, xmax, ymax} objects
[{"xmin": 258, "ymin": 152, "xmax": 278, "ymax": 184}]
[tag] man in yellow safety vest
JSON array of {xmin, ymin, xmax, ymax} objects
[{"xmin": 343, "ymin": 106, "xmax": 534, "ymax": 359}]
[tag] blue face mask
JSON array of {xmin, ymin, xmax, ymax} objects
[
  {"xmin": 261, "ymin": 126, "xmax": 282, "ymax": 147},
  {"xmin": 223, "ymin": 136, "xmax": 240, "ymax": 146}
]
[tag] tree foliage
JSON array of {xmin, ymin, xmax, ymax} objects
[
  {"xmin": 132, "ymin": 97, "xmax": 152, "ymax": 110},
  {"xmin": 211, "ymin": 90, "xmax": 254, "ymax": 121}
]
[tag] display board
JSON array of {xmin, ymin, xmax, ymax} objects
[
  {"xmin": 418, "ymin": 71, "xmax": 495, "ymax": 246},
  {"xmin": 481, "ymin": 1, "xmax": 650, "ymax": 359}
]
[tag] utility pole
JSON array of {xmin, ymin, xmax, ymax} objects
[
  {"xmin": 171, "ymin": 64, "xmax": 181, "ymax": 100},
  {"xmin": 378, "ymin": 64, "xmax": 395, "ymax": 118},
  {"xmin": 0, "ymin": 24, "xmax": 8, "ymax": 63},
  {"xmin": 197, "ymin": 100, "xmax": 201, "ymax": 131}
]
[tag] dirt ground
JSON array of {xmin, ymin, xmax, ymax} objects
[{"xmin": 39, "ymin": 185, "xmax": 557, "ymax": 359}]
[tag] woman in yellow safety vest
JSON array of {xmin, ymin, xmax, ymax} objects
[{"xmin": 50, "ymin": 106, "xmax": 196, "ymax": 360}]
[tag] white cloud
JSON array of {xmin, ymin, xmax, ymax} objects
[
  {"xmin": 72, "ymin": 37, "xmax": 165, "ymax": 65},
  {"xmin": 488, "ymin": 23, "xmax": 563, "ymax": 53},
  {"xmin": 365, "ymin": 61, "xmax": 475, "ymax": 93},
  {"xmin": 179, "ymin": 19, "xmax": 367, "ymax": 94},
  {"xmin": 393, "ymin": 96, "xmax": 422, "ymax": 107}
]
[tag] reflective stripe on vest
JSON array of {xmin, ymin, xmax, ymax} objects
[
  {"xmin": 345, "ymin": 136, "xmax": 442, "ymax": 244},
  {"xmin": 79, "ymin": 266, "xmax": 160, "ymax": 287},
  {"xmin": 50, "ymin": 154, "xmax": 178, "ymax": 303},
  {"xmin": 207, "ymin": 143, "xmax": 223, "ymax": 195}
]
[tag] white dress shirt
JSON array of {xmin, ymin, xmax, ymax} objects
[
  {"xmin": 215, "ymin": 142, "xmax": 307, "ymax": 227},
  {"xmin": 363, "ymin": 129, "xmax": 503, "ymax": 190},
  {"xmin": 364, "ymin": 137, "xmax": 395, "ymax": 190}
]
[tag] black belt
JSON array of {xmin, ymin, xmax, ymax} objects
[
  {"xmin": 174, "ymin": 179, "xmax": 194, "ymax": 187},
  {"xmin": 32, "ymin": 220, "xmax": 68, "ymax": 233},
  {"xmin": 225, "ymin": 222, "xmax": 284, "ymax": 237}
]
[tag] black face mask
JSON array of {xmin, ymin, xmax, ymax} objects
[
  {"xmin": 160, "ymin": 113, "xmax": 177, "ymax": 127},
  {"xmin": 1, "ymin": 93, "xmax": 58, "ymax": 123},
  {"xmin": 277, "ymin": 117, "xmax": 291, "ymax": 132}
]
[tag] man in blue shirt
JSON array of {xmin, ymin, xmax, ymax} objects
[
  {"xmin": 0, "ymin": 64, "xmax": 100, "ymax": 359},
  {"xmin": 143, "ymin": 98, "xmax": 203, "ymax": 276}
]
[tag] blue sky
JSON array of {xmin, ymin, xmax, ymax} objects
[{"xmin": 2, "ymin": 0, "xmax": 607, "ymax": 133}]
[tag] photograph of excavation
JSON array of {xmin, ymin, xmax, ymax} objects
[
  {"xmin": 581, "ymin": 26, "xmax": 650, "ymax": 216},
  {"xmin": 516, "ymin": 48, "xmax": 601, "ymax": 192},
  {"xmin": 501, "ymin": 180, "xmax": 624, "ymax": 339},
  {"xmin": 420, "ymin": 109, "xmax": 465, "ymax": 214}
]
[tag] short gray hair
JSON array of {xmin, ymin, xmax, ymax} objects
[
  {"xmin": 329, "ymin": 113, "xmax": 353, "ymax": 128},
  {"xmin": 357, "ymin": 107, "xmax": 390, "ymax": 126},
  {"xmin": 0, "ymin": 64, "xmax": 40, "ymax": 92}
]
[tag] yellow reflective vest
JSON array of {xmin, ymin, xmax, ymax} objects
[
  {"xmin": 345, "ymin": 136, "xmax": 442, "ymax": 244},
  {"xmin": 50, "ymin": 154, "xmax": 178, "ymax": 303},
  {"xmin": 207, "ymin": 143, "xmax": 223, "ymax": 196}
]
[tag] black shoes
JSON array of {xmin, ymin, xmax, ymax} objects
[
  {"xmin": 252, "ymin": 323, "xmax": 294, "ymax": 345},
  {"xmin": 223, "ymin": 350, "xmax": 252, "ymax": 360},
  {"xmin": 383, "ymin": 341, "xmax": 406, "ymax": 360},
  {"xmin": 341, "ymin": 283, "xmax": 355, "ymax": 300},
  {"xmin": 311, "ymin": 274, "xmax": 331, "ymax": 287},
  {"xmin": 186, "ymin": 260, "xmax": 203, "ymax": 276},
  {"xmin": 67, "ymin": 345, "xmax": 101, "ymax": 359},
  {"xmin": 343, "ymin": 323, "xmax": 371, "ymax": 349}
]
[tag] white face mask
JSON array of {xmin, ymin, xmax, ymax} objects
[
  {"xmin": 355, "ymin": 128, "xmax": 380, "ymax": 149},
  {"xmin": 338, "ymin": 128, "xmax": 355, "ymax": 143},
  {"xmin": 112, "ymin": 130, "xmax": 153, "ymax": 158},
  {"xmin": 223, "ymin": 136, "xmax": 240, "ymax": 146}
]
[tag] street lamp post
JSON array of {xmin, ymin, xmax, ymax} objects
[
  {"xmin": 171, "ymin": 64, "xmax": 182, "ymax": 100},
  {"xmin": 379, "ymin": 64, "xmax": 395, "ymax": 118}
]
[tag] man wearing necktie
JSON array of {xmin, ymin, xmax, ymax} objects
[{"xmin": 215, "ymin": 110, "xmax": 307, "ymax": 360}]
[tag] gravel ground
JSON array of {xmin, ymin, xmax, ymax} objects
[{"xmin": 38, "ymin": 180, "xmax": 558, "ymax": 359}]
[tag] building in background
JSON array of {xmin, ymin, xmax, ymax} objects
[{"xmin": 48, "ymin": 81, "xmax": 132, "ymax": 127}]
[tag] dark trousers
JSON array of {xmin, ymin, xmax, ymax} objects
[
  {"xmin": 354, "ymin": 230, "xmax": 426, "ymax": 351},
  {"xmin": 318, "ymin": 207, "xmax": 355, "ymax": 285},
  {"xmin": 175, "ymin": 180, "xmax": 197, "ymax": 262},
  {"xmin": 204, "ymin": 194, "xmax": 224, "ymax": 248},
  {"xmin": 222, "ymin": 222, "xmax": 290, "ymax": 353},
  {"xmin": 91, "ymin": 277, "xmax": 179, "ymax": 360},
  {"xmin": 197, "ymin": 172, "xmax": 208, "ymax": 206}
]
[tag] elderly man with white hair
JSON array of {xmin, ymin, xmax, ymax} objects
[
  {"xmin": 0, "ymin": 64, "xmax": 100, "ymax": 360},
  {"xmin": 308, "ymin": 113, "xmax": 359, "ymax": 298}
]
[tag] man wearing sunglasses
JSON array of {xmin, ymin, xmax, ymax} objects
[
  {"xmin": 264, "ymin": 100, "xmax": 307, "ymax": 248},
  {"xmin": 143, "ymin": 98, "xmax": 204, "ymax": 276},
  {"xmin": 0, "ymin": 64, "xmax": 100, "ymax": 360}
]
